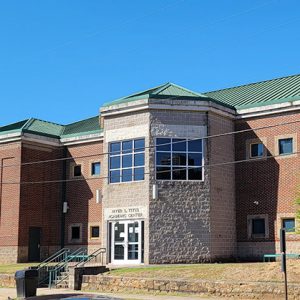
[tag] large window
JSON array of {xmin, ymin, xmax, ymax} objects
[
  {"xmin": 156, "ymin": 138, "xmax": 203, "ymax": 181},
  {"xmin": 109, "ymin": 138, "xmax": 145, "ymax": 183}
]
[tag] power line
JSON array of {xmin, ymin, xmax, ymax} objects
[
  {"xmin": 0, "ymin": 149, "xmax": 297, "ymax": 185},
  {"xmin": 1, "ymin": 116, "xmax": 300, "ymax": 170}
]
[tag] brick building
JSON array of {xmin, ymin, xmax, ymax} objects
[{"xmin": 0, "ymin": 74, "xmax": 300, "ymax": 264}]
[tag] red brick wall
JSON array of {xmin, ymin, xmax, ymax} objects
[
  {"xmin": 235, "ymin": 111, "xmax": 300, "ymax": 251},
  {"xmin": 65, "ymin": 141, "xmax": 103, "ymax": 249}
]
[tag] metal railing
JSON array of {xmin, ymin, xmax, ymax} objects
[
  {"xmin": 48, "ymin": 247, "xmax": 86, "ymax": 288},
  {"xmin": 53, "ymin": 248, "xmax": 106, "ymax": 288},
  {"xmin": 36, "ymin": 248, "xmax": 70, "ymax": 286}
]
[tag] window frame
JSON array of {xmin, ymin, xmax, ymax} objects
[
  {"xmin": 155, "ymin": 137, "xmax": 204, "ymax": 181},
  {"xmin": 249, "ymin": 142, "xmax": 264, "ymax": 159},
  {"xmin": 278, "ymin": 138, "xmax": 293, "ymax": 156},
  {"xmin": 108, "ymin": 138, "xmax": 145, "ymax": 184},
  {"xmin": 68, "ymin": 223, "xmax": 82, "ymax": 243},
  {"xmin": 91, "ymin": 161, "xmax": 101, "ymax": 177},
  {"xmin": 90, "ymin": 225, "xmax": 100, "ymax": 239},
  {"xmin": 247, "ymin": 214, "xmax": 269, "ymax": 239},
  {"xmin": 70, "ymin": 162, "xmax": 83, "ymax": 179}
]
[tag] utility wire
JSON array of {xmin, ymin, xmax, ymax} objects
[
  {"xmin": 1, "ymin": 116, "xmax": 300, "ymax": 170},
  {"xmin": 0, "ymin": 149, "xmax": 297, "ymax": 185}
]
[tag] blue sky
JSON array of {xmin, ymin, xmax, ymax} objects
[{"xmin": 1, "ymin": 0, "xmax": 300, "ymax": 125}]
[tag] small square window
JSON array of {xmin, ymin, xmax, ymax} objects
[
  {"xmin": 91, "ymin": 162, "xmax": 101, "ymax": 176},
  {"xmin": 73, "ymin": 165, "xmax": 82, "ymax": 177},
  {"xmin": 250, "ymin": 143, "xmax": 264, "ymax": 158},
  {"xmin": 282, "ymin": 218, "xmax": 295, "ymax": 233},
  {"xmin": 279, "ymin": 138, "xmax": 293, "ymax": 155},
  {"xmin": 252, "ymin": 218, "xmax": 265, "ymax": 235},
  {"xmin": 71, "ymin": 226, "xmax": 80, "ymax": 240},
  {"xmin": 90, "ymin": 226, "xmax": 100, "ymax": 238}
]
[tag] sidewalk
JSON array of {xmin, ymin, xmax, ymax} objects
[{"xmin": 0, "ymin": 287, "xmax": 222, "ymax": 300}]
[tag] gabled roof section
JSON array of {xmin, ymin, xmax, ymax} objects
[
  {"xmin": 23, "ymin": 118, "xmax": 64, "ymax": 138},
  {"xmin": 102, "ymin": 82, "xmax": 210, "ymax": 107},
  {"xmin": 61, "ymin": 116, "xmax": 102, "ymax": 138},
  {"xmin": 204, "ymin": 74, "xmax": 300, "ymax": 109},
  {"xmin": 0, "ymin": 119, "xmax": 29, "ymax": 135}
]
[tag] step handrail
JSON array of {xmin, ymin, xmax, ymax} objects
[
  {"xmin": 54, "ymin": 247, "xmax": 106, "ymax": 287},
  {"xmin": 48, "ymin": 247, "xmax": 87, "ymax": 288},
  {"xmin": 37, "ymin": 248, "xmax": 70, "ymax": 270}
]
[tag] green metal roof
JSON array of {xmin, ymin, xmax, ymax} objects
[
  {"xmin": 0, "ymin": 116, "xmax": 102, "ymax": 139},
  {"xmin": 204, "ymin": 74, "xmax": 300, "ymax": 109},
  {"xmin": 103, "ymin": 82, "xmax": 210, "ymax": 107}
]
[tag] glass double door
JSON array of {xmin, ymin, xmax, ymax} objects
[{"xmin": 111, "ymin": 220, "xmax": 142, "ymax": 264}]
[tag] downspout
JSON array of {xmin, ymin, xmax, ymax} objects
[{"xmin": 60, "ymin": 146, "xmax": 67, "ymax": 248}]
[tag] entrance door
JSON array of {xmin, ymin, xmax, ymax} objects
[
  {"xmin": 28, "ymin": 227, "xmax": 41, "ymax": 262},
  {"xmin": 111, "ymin": 220, "xmax": 142, "ymax": 264}
]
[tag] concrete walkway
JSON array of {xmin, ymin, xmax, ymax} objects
[{"xmin": 0, "ymin": 287, "xmax": 222, "ymax": 300}]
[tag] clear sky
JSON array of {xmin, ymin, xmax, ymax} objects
[{"xmin": 1, "ymin": 0, "xmax": 300, "ymax": 125}]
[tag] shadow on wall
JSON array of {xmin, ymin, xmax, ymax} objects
[{"xmin": 235, "ymin": 121, "xmax": 279, "ymax": 261}]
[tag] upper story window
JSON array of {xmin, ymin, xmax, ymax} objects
[
  {"xmin": 73, "ymin": 165, "xmax": 82, "ymax": 177},
  {"xmin": 278, "ymin": 138, "xmax": 293, "ymax": 155},
  {"xmin": 155, "ymin": 138, "xmax": 203, "ymax": 181},
  {"xmin": 91, "ymin": 162, "xmax": 101, "ymax": 176},
  {"xmin": 109, "ymin": 138, "xmax": 145, "ymax": 183},
  {"xmin": 250, "ymin": 143, "xmax": 264, "ymax": 158},
  {"xmin": 282, "ymin": 218, "xmax": 295, "ymax": 233}
]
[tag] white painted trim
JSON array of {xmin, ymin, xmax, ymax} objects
[
  {"xmin": 60, "ymin": 132, "xmax": 103, "ymax": 145},
  {"xmin": 0, "ymin": 132, "xmax": 21, "ymax": 144}
]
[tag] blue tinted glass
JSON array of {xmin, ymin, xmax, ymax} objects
[
  {"xmin": 251, "ymin": 143, "xmax": 263, "ymax": 157},
  {"xmin": 172, "ymin": 139, "xmax": 186, "ymax": 151},
  {"xmin": 122, "ymin": 155, "xmax": 132, "ymax": 168},
  {"xmin": 134, "ymin": 167, "xmax": 144, "ymax": 181},
  {"xmin": 122, "ymin": 169, "xmax": 132, "ymax": 182},
  {"xmin": 156, "ymin": 138, "xmax": 171, "ymax": 151},
  {"xmin": 156, "ymin": 152, "xmax": 171, "ymax": 165},
  {"xmin": 283, "ymin": 219, "xmax": 295, "ymax": 232},
  {"xmin": 252, "ymin": 219, "xmax": 265, "ymax": 235},
  {"xmin": 279, "ymin": 138, "xmax": 293, "ymax": 155},
  {"xmin": 122, "ymin": 140, "xmax": 133, "ymax": 154},
  {"xmin": 92, "ymin": 162, "xmax": 101, "ymax": 175},
  {"xmin": 110, "ymin": 170, "xmax": 120, "ymax": 183},
  {"xmin": 172, "ymin": 153, "xmax": 186, "ymax": 165},
  {"xmin": 188, "ymin": 153, "xmax": 202, "ymax": 166},
  {"xmin": 134, "ymin": 139, "xmax": 145, "ymax": 152},
  {"xmin": 110, "ymin": 142, "xmax": 121, "ymax": 154},
  {"xmin": 188, "ymin": 139, "xmax": 202, "ymax": 152},
  {"xmin": 110, "ymin": 156, "xmax": 120, "ymax": 169},
  {"xmin": 188, "ymin": 167, "xmax": 202, "ymax": 180},
  {"xmin": 172, "ymin": 167, "xmax": 186, "ymax": 180},
  {"xmin": 134, "ymin": 153, "xmax": 144, "ymax": 166},
  {"xmin": 156, "ymin": 167, "xmax": 171, "ymax": 180}
]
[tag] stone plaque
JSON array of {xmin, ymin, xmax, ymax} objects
[{"xmin": 104, "ymin": 206, "xmax": 147, "ymax": 220}]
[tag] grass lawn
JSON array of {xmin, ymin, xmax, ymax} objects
[
  {"xmin": 0, "ymin": 263, "xmax": 38, "ymax": 274},
  {"xmin": 107, "ymin": 261, "xmax": 300, "ymax": 284}
]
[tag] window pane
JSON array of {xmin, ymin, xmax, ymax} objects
[
  {"xmin": 91, "ymin": 162, "xmax": 100, "ymax": 175},
  {"xmin": 73, "ymin": 165, "xmax": 82, "ymax": 177},
  {"xmin": 282, "ymin": 219, "xmax": 295, "ymax": 232},
  {"xmin": 251, "ymin": 143, "xmax": 263, "ymax": 158},
  {"xmin": 71, "ymin": 227, "xmax": 80, "ymax": 239},
  {"xmin": 156, "ymin": 138, "xmax": 171, "ymax": 151},
  {"xmin": 128, "ymin": 244, "xmax": 139, "ymax": 260},
  {"xmin": 172, "ymin": 139, "xmax": 186, "ymax": 151},
  {"xmin": 114, "ymin": 245, "xmax": 124, "ymax": 260},
  {"xmin": 91, "ymin": 226, "xmax": 100, "ymax": 238},
  {"xmin": 172, "ymin": 153, "xmax": 186, "ymax": 165},
  {"xmin": 134, "ymin": 153, "xmax": 144, "ymax": 166},
  {"xmin": 188, "ymin": 167, "xmax": 202, "ymax": 180},
  {"xmin": 134, "ymin": 167, "xmax": 144, "ymax": 181},
  {"xmin": 114, "ymin": 222, "xmax": 124, "ymax": 242},
  {"xmin": 188, "ymin": 139, "xmax": 202, "ymax": 152},
  {"xmin": 188, "ymin": 153, "xmax": 202, "ymax": 166},
  {"xmin": 156, "ymin": 152, "xmax": 171, "ymax": 165},
  {"xmin": 122, "ymin": 140, "xmax": 133, "ymax": 154},
  {"xmin": 252, "ymin": 219, "xmax": 265, "ymax": 235},
  {"xmin": 110, "ymin": 170, "xmax": 120, "ymax": 183},
  {"xmin": 122, "ymin": 168, "xmax": 132, "ymax": 182},
  {"xmin": 122, "ymin": 155, "xmax": 132, "ymax": 168},
  {"xmin": 173, "ymin": 167, "xmax": 186, "ymax": 180},
  {"xmin": 110, "ymin": 156, "xmax": 120, "ymax": 169},
  {"xmin": 279, "ymin": 138, "xmax": 293, "ymax": 155},
  {"xmin": 156, "ymin": 167, "xmax": 171, "ymax": 180},
  {"xmin": 110, "ymin": 142, "xmax": 121, "ymax": 154},
  {"xmin": 134, "ymin": 139, "xmax": 145, "ymax": 152}
]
